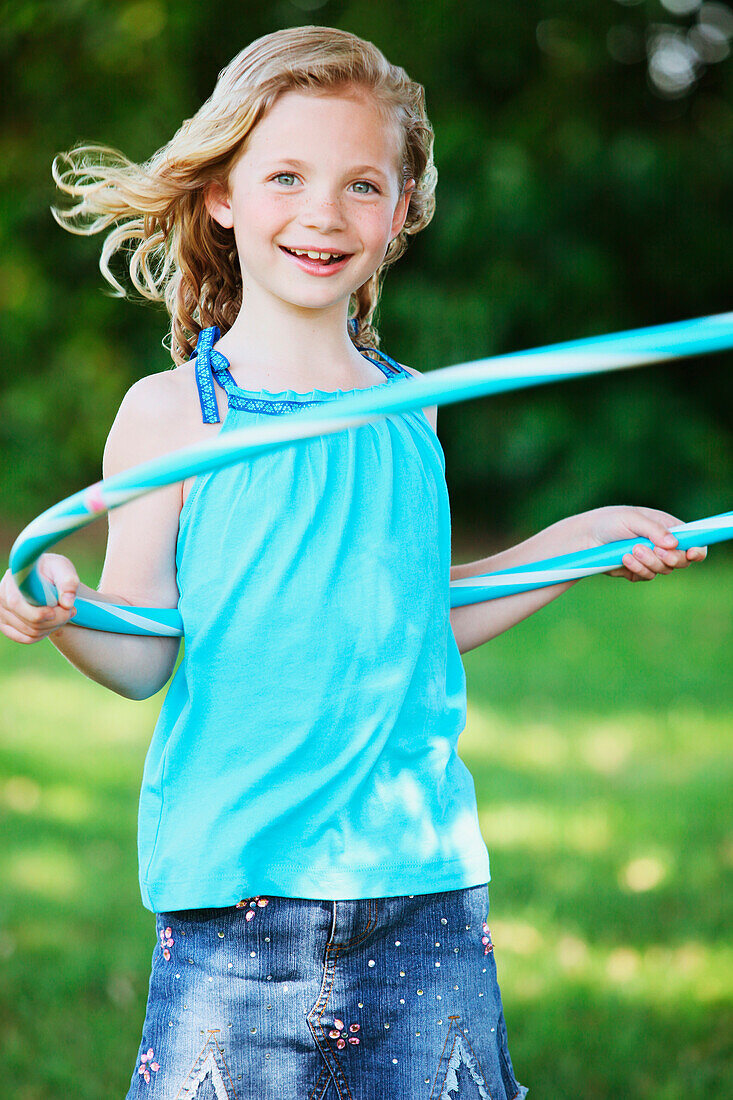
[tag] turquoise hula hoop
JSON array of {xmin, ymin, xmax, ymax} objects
[{"xmin": 9, "ymin": 310, "xmax": 733, "ymax": 636}]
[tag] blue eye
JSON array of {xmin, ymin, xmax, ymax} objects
[{"xmin": 270, "ymin": 174, "xmax": 379, "ymax": 194}]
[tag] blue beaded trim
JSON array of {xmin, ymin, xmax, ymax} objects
[
  {"xmin": 191, "ymin": 326, "xmax": 222, "ymax": 424},
  {"xmin": 190, "ymin": 325, "xmax": 412, "ymax": 421},
  {"xmin": 225, "ymin": 394, "xmax": 329, "ymax": 414}
]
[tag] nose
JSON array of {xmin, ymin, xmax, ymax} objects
[{"xmin": 298, "ymin": 189, "xmax": 348, "ymax": 234}]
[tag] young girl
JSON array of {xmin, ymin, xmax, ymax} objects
[{"xmin": 0, "ymin": 25, "xmax": 706, "ymax": 1100}]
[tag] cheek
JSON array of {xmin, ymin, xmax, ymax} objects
[{"xmin": 352, "ymin": 206, "xmax": 393, "ymax": 245}]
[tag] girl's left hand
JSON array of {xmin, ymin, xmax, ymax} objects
[{"xmin": 585, "ymin": 505, "xmax": 708, "ymax": 582}]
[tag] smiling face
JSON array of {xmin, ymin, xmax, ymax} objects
[{"xmin": 205, "ymin": 87, "xmax": 414, "ymax": 317}]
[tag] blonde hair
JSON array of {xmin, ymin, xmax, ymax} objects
[{"xmin": 51, "ymin": 25, "xmax": 437, "ymax": 366}]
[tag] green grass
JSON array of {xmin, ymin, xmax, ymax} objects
[{"xmin": 0, "ymin": 546, "xmax": 731, "ymax": 1098}]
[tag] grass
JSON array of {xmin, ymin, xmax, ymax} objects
[{"xmin": 0, "ymin": 539, "xmax": 731, "ymax": 1098}]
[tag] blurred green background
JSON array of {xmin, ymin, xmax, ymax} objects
[{"xmin": 1, "ymin": 0, "xmax": 731, "ymax": 1096}]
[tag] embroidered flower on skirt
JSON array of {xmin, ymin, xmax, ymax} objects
[
  {"xmin": 327, "ymin": 1019, "xmax": 361, "ymax": 1049},
  {"xmin": 126, "ymin": 887, "xmax": 527, "ymax": 1099},
  {"xmin": 159, "ymin": 927, "xmax": 174, "ymax": 960},
  {"xmin": 235, "ymin": 896, "xmax": 270, "ymax": 920},
  {"xmin": 137, "ymin": 1048, "xmax": 160, "ymax": 1083}
]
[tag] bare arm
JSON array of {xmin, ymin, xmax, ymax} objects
[
  {"xmin": 1, "ymin": 373, "xmax": 186, "ymax": 700},
  {"xmin": 399, "ymin": 366, "xmax": 705, "ymax": 656}
]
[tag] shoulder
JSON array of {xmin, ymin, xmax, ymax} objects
[
  {"xmin": 396, "ymin": 363, "xmax": 438, "ymax": 433},
  {"xmin": 103, "ymin": 362, "xmax": 206, "ymax": 476}
]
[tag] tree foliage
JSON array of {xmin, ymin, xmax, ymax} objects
[{"xmin": 1, "ymin": 0, "xmax": 731, "ymax": 537}]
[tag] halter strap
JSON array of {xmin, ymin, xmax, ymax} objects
[{"xmin": 190, "ymin": 325, "xmax": 411, "ymax": 425}]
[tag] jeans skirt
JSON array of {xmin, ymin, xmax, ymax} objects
[{"xmin": 124, "ymin": 883, "xmax": 527, "ymax": 1100}]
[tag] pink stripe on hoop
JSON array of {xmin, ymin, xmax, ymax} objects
[{"xmin": 85, "ymin": 482, "xmax": 107, "ymax": 514}]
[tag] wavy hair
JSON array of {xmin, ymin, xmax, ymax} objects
[{"xmin": 50, "ymin": 25, "xmax": 437, "ymax": 365}]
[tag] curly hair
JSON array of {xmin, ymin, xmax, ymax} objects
[{"xmin": 50, "ymin": 25, "xmax": 438, "ymax": 366}]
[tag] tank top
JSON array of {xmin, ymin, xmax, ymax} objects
[{"xmin": 137, "ymin": 325, "xmax": 491, "ymax": 912}]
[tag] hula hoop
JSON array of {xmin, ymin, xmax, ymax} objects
[{"xmin": 9, "ymin": 311, "xmax": 733, "ymax": 636}]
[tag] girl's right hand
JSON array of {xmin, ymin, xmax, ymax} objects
[{"xmin": 0, "ymin": 553, "xmax": 79, "ymax": 644}]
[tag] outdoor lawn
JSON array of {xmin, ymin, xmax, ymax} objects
[{"xmin": 0, "ymin": 542, "xmax": 730, "ymax": 1098}]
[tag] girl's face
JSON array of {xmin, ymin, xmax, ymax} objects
[{"xmin": 205, "ymin": 87, "xmax": 414, "ymax": 315}]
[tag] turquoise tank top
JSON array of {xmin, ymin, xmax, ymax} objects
[{"xmin": 137, "ymin": 325, "xmax": 491, "ymax": 912}]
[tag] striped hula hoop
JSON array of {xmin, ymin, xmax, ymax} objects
[{"xmin": 9, "ymin": 310, "xmax": 733, "ymax": 636}]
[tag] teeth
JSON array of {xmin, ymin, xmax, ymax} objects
[{"xmin": 289, "ymin": 248, "xmax": 343, "ymax": 260}]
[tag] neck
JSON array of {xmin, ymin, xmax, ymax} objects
[{"xmin": 212, "ymin": 291, "xmax": 371, "ymax": 390}]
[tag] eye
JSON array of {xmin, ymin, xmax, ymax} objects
[
  {"xmin": 271, "ymin": 173, "xmax": 298, "ymax": 186},
  {"xmin": 351, "ymin": 181, "xmax": 380, "ymax": 194}
]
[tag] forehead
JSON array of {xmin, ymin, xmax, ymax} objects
[{"xmin": 244, "ymin": 88, "xmax": 402, "ymax": 173}]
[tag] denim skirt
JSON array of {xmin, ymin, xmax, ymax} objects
[{"xmin": 124, "ymin": 883, "xmax": 527, "ymax": 1100}]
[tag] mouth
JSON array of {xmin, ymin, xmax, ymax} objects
[{"xmin": 279, "ymin": 246, "xmax": 352, "ymax": 275}]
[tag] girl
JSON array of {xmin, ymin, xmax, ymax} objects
[{"xmin": 0, "ymin": 25, "xmax": 706, "ymax": 1100}]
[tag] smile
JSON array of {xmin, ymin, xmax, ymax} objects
[{"xmin": 279, "ymin": 246, "xmax": 352, "ymax": 275}]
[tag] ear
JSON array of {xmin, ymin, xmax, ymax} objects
[
  {"xmin": 390, "ymin": 177, "xmax": 416, "ymax": 240},
  {"xmin": 204, "ymin": 179, "xmax": 234, "ymax": 230}
]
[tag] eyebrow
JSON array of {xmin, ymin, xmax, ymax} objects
[{"xmin": 266, "ymin": 158, "xmax": 391, "ymax": 180}]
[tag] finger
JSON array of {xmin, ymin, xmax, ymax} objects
[
  {"xmin": 57, "ymin": 586, "xmax": 78, "ymax": 611},
  {"xmin": 622, "ymin": 552, "xmax": 656, "ymax": 581},
  {"xmin": 686, "ymin": 546, "xmax": 707, "ymax": 562},
  {"xmin": 630, "ymin": 544, "xmax": 673, "ymax": 575},
  {"xmin": 0, "ymin": 621, "xmax": 44, "ymax": 645},
  {"xmin": 38, "ymin": 561, "xmax": 79, "ymax": 610},
  {"xmin": 3, "ymin": 601, "xmax": 75, "ymax": 636},
  {"xmin": 652, "ymin": 547, "xmax": 689, "ymax": 570},
  {"xmin": 624, "ymin": 509, "xmax": 679, "ymax": 550},
  {"xmin": 0, "ymin": 610, "xmax": 49, "ymax": 641}
]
